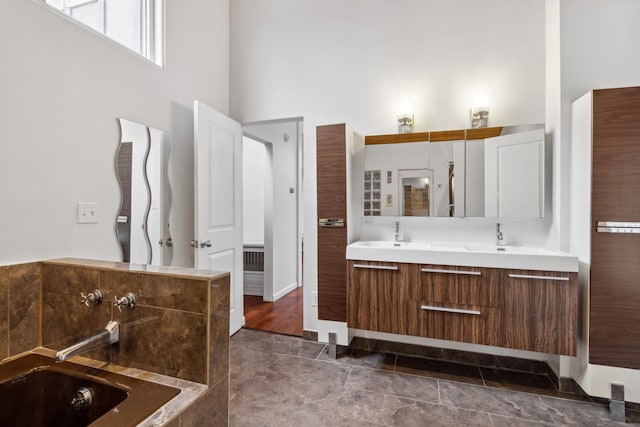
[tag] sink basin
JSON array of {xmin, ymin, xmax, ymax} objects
[{"xmin": 346, "ymin": 240, "xmax": 578, "ymax": 272}]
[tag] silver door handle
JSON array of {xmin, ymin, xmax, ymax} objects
[
  {"xmin": 420, "ymin": 305, "xmax": 481, "ymax": 315},
  {"xmin": 353, "ymin": 264, "xmax": 398, "ymax": 271},
  {"xmin": 200, "ymin": 240, "xmax": 212, "ymax": 248},
  {"xmin": 508, "ymin": 274, "xmax": 569, "ymax": 281},
  {"xmin": 421, "ymin": 268, "xmax": 481, "ymax": 276}
]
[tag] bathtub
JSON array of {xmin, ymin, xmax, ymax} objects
[{"xmin": 0, "ymin": 354, "xmax": 180, "ymax": 426}]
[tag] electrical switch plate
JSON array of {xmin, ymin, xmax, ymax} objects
[
  {"xmin": 312, "ymin": 291, "xmax": 318, "ymax": 307},
  {"xmin": 77, "ymin": 202, "xmax": 98, "ymax": 224},
  {"xmin": 386, "ymin": 194, "xmax": 393, "ymax": 207}
]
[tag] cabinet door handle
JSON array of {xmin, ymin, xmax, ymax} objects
[
  {"xmin": 420, "ymin": 305, "xmax": 481, "ymax": 315},
  {"xmin": 508, "ymin": 274, "xmax": 569, "ymax": 281},
  {"xmin": 421, "ymin": 268, "xmax": 481, "ymax": 276},
  {"xmin": 353, "ymin": 264, "xmax": 398, "ymax": 271}
]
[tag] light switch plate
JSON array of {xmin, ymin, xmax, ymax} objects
[{"xmin": 77, "ymin": 202, "xmax": 98, "ymax": 224}]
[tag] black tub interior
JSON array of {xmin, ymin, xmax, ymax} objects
[{"xmin": 0, "ymin": 369, "xmax": 127, "ymax": 426}]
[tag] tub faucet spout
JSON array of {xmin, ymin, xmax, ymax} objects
[{"xmin": 55, "ymin": 321, "xmax": 119, "ymax": 362}]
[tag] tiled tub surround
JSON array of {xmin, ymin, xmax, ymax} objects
[{"xmin": 0, "ymin": 258, "xmax": 230, "ymax": 426}]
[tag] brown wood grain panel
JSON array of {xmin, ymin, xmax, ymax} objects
[
  {"xmin": 411, "ymin": 264, "xmax": 500, "ymax": 307},
  {"xmin": 364, "ymin": 126, "xmax": 502, "ymax": 145},
  {"xmin": 589, "ymin": 86, "xmax": 640, "ymax": 369},
  {"xmin": 501, "ymin": 270, "xmax": 577, "ymax": 356},
  {"xmin": 347, "ymin": 260, "xmax": 408, "ymax": 334},
  {"xmin": 590, "ymin": 232, "xmax": 640, "ymax": 369},
  {"xmin": 406, "ymin": 300, "xmax": 501, "ymax": 346},
  {"xmin": 316, "ymin": 124, "xmax": 348, "ymax": 321},
  {"xmin": 592, "ymin": 87, "xmax": 640, "ymax": 222},
  {"xmin": 430, "ymin": 130, "xmax": 465, "ymax": 142},
  {"xmin": 317, "ymin": 124, "xmax": 347, "ymax": 219},
  {"xmin": 365, "ymin": 132, "xmax": 429, "ymax": 145},
  {"xmin": 317, "ymin": 231, "xmax": 347, "ymax": 321},
  {"xmin": 466, "ymin": 127, "xmax": 503, "ymax": 140}
]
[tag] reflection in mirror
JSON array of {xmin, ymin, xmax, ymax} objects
[
  {"xmin": 399, "ymin": 170, "xmax": 432, "ymax": 216},
  {"xmin": 116, "ymin": 119, "xmax": 173, "ymax": 265},
  {"xmin": 363, "ymin": 140, "xmax": 464, "ymax": 217},
  {"xmin": 466, "ymin": 127, "xmax": 544, "ymax": 218},
  {"xmin": 428, "ymin": 140, "xmax": 465, "ymax": 217}
]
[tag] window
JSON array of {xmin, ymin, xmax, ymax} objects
[{"xmin": 43, "ymin": 0, "xmax": 164, "ymax": 66}]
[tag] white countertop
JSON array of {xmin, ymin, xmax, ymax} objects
[{"xmin": 346, "ymin": 240, "xmax": 578, "ymax": 272}]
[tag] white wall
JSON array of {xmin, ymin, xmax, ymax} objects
[
  {"xmin": 0, "ymin": 0, "xmax": 229, "ymax": 267},
  {"xmin": 242, "ymin": 137, "xmax": 267, "ymax": 245},
  {"xmin": 244, "ymin": 121, "xmax": 300, "ymax": 300},
  {"xmin": 230, "ymin": 0, "xmax": 546, "ymax": 333}
]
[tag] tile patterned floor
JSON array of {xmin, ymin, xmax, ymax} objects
[{"xmin": 230, "ymin": 329, "xmax": 640, "ymax": 426}]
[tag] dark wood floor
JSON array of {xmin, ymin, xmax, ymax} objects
[{"xmin": 244, "ymin": 287, "xmax": 303, "ymax": 337}]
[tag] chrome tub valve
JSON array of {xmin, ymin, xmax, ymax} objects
[
  {"xmin": 80, "ymin": 289, "xmax": 103, "ymax": 306},
  {"xmin": 113, "ymin": 293, "xmax": 136, "ymax": 311}
]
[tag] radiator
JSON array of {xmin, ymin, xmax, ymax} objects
[{"xmin": 243, "ymin": 245, "xmax": 264, "ymax": 296}]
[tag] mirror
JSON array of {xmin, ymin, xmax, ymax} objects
[
  {"xmin": 116, "ymin": 118, "xmax": 173, "ymax": 265},
  {"xmin": 363, "ymin": 139, "xmax": 464, "ymax": 217},
  {"xmin": 363, "ymin": 124, "xmax": 544, "ymax": 218},
  {"xmin": 466, "ymin": 127, "xmax": 544, "ymax": 218}
]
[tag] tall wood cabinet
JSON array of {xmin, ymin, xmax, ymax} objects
[
  {"xmin": 573, "ymin": 86, "xmax": 640, "ymax": 370},
  {"xmin": 316, "ymin": 124, "xmax": 349, "ymax": 322}
]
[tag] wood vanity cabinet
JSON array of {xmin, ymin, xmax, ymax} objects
[
  {"xmin": 500, "ymin": 269, "xmax": 578, "ymax": 356},
  {"xmin": 347, "ymin": 261, "xmax": 578, "ymax": 355},
  {"xmin": 347, "ymin": 260, "xmax": 409, "ymax": 334},
  {"xmin": 406, "ymin": 264, "xmax": 501, "ymax": 346}
]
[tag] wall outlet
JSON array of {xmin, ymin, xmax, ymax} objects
[
  {"xmin": 386, "ymin": 194, "xmax": 393, "ymax": 207},
  {"xmin": 312, "ymin": 291, "xmax": 318, "ymax": 307},
  {"xmin": 77, "ymin": 202, "xmax": 98, "ymax": 224}
]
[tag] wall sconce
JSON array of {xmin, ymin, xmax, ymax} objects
[
  {"xmin": 397, "ymin": 101, "xmax": 414, "ymax": 133},
  {"xmin": 470, "ymin": 94, "xmax": 490, "ymax": 128}
]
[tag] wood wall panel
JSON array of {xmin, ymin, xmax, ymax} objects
[
  {"xmin": 317, "ymin": 124, "xmax": 347, "ymax": 321},
  {"xmin": 501, "ymin": 270, "xmax": 577, "ymax": 356}
]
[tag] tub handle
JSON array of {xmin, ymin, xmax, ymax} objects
[{"xmin": 80, "ymin": 290, "xmax": 103, "ymax": 306}]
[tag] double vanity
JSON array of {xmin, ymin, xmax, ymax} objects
[{"xmin": 346, "ymin": 238, "xmax": 578, "ymax": 356}]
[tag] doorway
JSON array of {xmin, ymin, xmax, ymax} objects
[{"xmin": 241, "ymin": 118, "xmax": 304, "ymax": 336}]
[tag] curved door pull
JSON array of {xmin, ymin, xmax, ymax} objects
[{"xmin": 200, "ymin": 240, "xmax": 212, "ymax": 248}]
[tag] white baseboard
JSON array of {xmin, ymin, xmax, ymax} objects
[{"xmin": 272, "ymin": 281, "xmax": 298, "ymax": 301}]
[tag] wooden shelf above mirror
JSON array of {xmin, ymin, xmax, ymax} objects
[{"xmin": 365, "ymin": 126, "xmax": 503, "ymax": 145}]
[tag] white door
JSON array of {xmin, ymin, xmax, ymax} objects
[
  {"xmin": 194, "ymin": 101, "xmax": 243, "ymax": 335},
  {"xmin": 484, "ymin": 128, "xmax": 544, "ymax": 218}
]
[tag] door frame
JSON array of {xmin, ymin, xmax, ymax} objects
[{"xmin": 242, "ymin": 117, "xmax": 304, "ymax": 301}]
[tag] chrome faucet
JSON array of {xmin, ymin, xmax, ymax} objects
[
  {"xmin": 394, "ymin": 221, "xmax": 401, "ymax": 245},
  {"xmin": 496, "ymin": 223, "xmax": 505, "ymax": 247},
  {"xmin": 55, "ymin": 321, "xmax": 119, "ymax": 362}
]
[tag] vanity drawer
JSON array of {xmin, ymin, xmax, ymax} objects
[
  {"xmin": 406, "ymin": 299, "xmax": 501, "ymax": 346},
  {"xmin": 347, "ymin": 260, "xmax": 409, "ymax": 334},
  {"xmin": 411, "ymin": 264, "xmax": 500, "ymax": 307}
]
